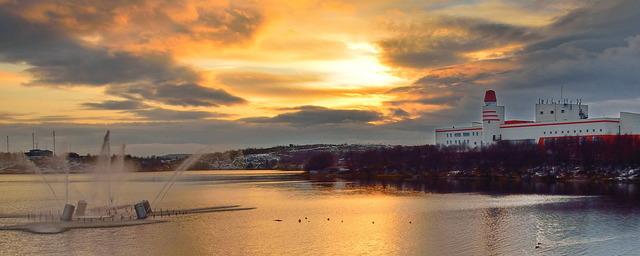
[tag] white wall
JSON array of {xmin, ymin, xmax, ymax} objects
[
  {"xmin": 435, "ymin": 128, "xmax": 483, "ymax": 147},
  {"xmin": 535, "ymin": 103, "xmax": 588, "ymax": 122},
  {"xmin": 501, "ymin": 119, "xmax": 620, "ymax": 142},
  {"xmin": 621, "ymin": 112, "xmax": 640, "ymax": 135}
]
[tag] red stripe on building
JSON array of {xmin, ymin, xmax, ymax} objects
[
  {"xmin": 503, "ymin": 120, "xmax": 534, "ymax": 125},
  {"xmin": 501, "ymin": 119, "xmax": 619, "ymax": 129},
  {"xmin": 482, "ymin": 110, "xmax": 496, "ymax": 113},
  {"xmin": 538, "ymin": 134, "xmax": 640, "ymax": 145},
  {"xmin": 482, "ymin": 114, "xmax": 498, "ymax": 117}
]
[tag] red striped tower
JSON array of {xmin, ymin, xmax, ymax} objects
[{"xmin": 481, "ymin": 90, "xmax": 505, "ymax": 145}]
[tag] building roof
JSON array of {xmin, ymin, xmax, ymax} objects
[{"xmin": 484, "ymin": 90, "xmax": 497, "ymax": 102}]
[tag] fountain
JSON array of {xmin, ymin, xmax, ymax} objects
[{"xmin": 0, "ymin": 130, "xmax": 255, "ymax": 234}]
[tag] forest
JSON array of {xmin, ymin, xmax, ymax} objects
[{"xmin": 310, "ymin": 135, "xmax": 640, "ymax": 181}]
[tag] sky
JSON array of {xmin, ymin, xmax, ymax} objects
[{"xmin": 1, "ymin": 0, "xmax": 640, "ymax": 156}]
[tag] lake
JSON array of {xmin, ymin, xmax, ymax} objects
[{"xmin": 1, "ymin": 170, "xmax": 639, "ymax": 255}]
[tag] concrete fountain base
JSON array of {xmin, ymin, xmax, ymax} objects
[
  {"xmin": 1, "ymin": 219, "xmax": 167, "ymax": 234},
  {"xmin": 0, "ymin": 205, "xmax": 255, "ymax": 234}
]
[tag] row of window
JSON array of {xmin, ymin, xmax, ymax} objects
[
  {"xmin": 543, "ymin": 128, "xmax": 603, "ymax": 135},
  {"xmin": 445, "ymin": 131, "xmax": 482, "ymax": 138},
  {"xmin": 543, "ymin": 136, "xmax": 604, "ymax": 143},
  {"xmin": 445, "ymin": 140, "xmax": 478, "ymax": 146},
  {"xmin": 540, "ymin": 109, "xmax": 567, "ymax": 115}
]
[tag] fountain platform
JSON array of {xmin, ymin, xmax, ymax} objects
[{"xmin": 0, "ymin": 204, "xmax": 255, "ymax": 234}]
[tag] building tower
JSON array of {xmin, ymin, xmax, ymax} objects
[{"xmin": 481, "ymin": 90, "xmax": 505, "ymax": 145}]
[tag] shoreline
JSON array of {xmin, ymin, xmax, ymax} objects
[{"xmin": 305, "ymin": 170, "xmax": 640, "ymax": 184}]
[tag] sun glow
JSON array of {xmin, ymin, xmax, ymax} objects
[{"xmin": 307, "ymin": 42, "xmax": 406, "ymax": 89}]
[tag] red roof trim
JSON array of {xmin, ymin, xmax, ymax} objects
[
  {"xmin": 502, "ymin": 120, "xmax": 619, "ymax": 129},
  {"xmin": 482, "ymin": 110, "xmax": 497, "ymax": 113},
  {"xmin": 504, "ymin": 120, "xmax": 534, "ymax": 125}
]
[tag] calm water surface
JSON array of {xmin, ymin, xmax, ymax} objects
[{"xmin": 1, "ymin": 170, "xmax": 639, "ymax": 255}]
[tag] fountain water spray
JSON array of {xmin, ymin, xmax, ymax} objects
[
  {"xmin": 23, "ymin": 157, "xmax": 59, "ymax": 201},
  {"xmin": 152, "ymin": 148, "xmax": 208, "ymax": 204},
  {"xmin": 0, "ymin": 131, "xmax": 256, "ymax": 234}
]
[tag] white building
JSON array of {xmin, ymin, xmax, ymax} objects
[{"xmin": 435, "ymin": 90, "xmax": 640, "ymax": 147}]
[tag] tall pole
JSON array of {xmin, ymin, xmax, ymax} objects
[
  {"xmin": 5, "ymin": 136, "xmax": 8, "ymax": 153},
  {"xmin": 32, "ymin": 132, "xmax": 35, "ymax": 149},
  {"xmin": 52, "ymin": 130, "xmax": 56, "ymax": 156}
]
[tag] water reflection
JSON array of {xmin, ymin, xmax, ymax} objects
[
  {"xmin": 342, "ymin": 178, "xmax": 640, "ymax": 201},
  {"xmin": 1, "ymin": 171, "xmax": 640, "ymax": 255}
]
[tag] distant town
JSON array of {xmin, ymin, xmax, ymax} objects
[
  {"xmin": 2, "ymin": 135, "xmax": 640, "ymax": 184},
  {"xmin": 0, "ymin": 144, "xmax": 390, "ymax": 174}
]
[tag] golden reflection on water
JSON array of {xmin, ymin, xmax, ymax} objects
[{"xmin": 0, "ymin": 171, "xmax": 639, "ymax": 255}]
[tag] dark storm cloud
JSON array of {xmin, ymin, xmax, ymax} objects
[
  {"xmin": 242, "ymin": 106, "xmax": 383, "ymax": 126},
  {"xmin": 0, "ymin": 11, "xmax": 198, "ymax": 86},
  {"xmin": 82, "ymin": 100, "xmax": 147, "ymax": 110},
  {"xmin": 396, "ymin": 0, "xmax": 640, "ymax": 128},
  {"xmin": 80, "ymin": 98, "xmax": 225, "ymax": 121},
  {"xmin": 195, "ymin": 5, "xmax": 264, "ymax": 43},
  {"xmin": 390, "ymin": 108, "xmax": 410, "ymax": 118},
  {"xmin": 413, "ymin": 70, "xmax": 499, "ymax": 87},
  {"xmin": 379, "ymin": 16, "xmax": 538, "ymax": 68},
  {"xmin": 106, "ymin": 82, "xmax": 246, "ymax": 107},
  {"xmin": 495, "ymin": 0, "xmax": 640, "ymax": 105},
  {"xmin": 0, "ymin": 8, "xmax": 245, "ymax": 107},
  {"xmin": 81, "ymin": 99, "xmax": 225, "ymax": 120},
  {"xmin": 0, "ymin": 1, "xmax": 264, "ymax": 44}
]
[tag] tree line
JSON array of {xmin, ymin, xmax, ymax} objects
[{"xmin": 328, "ymin": 135, "xmax": 640, "ymax": 178}]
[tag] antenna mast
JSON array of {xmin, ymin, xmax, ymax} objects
[{"xmin": 53, "ymin": 130, "xmax": 56, "ymax": 156}]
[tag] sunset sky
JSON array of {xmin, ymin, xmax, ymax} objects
[{"xmin": 1, "ymin": 0, "xmax": 640, "ymax": 155}]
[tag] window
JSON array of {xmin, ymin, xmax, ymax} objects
[
  {"xmin": 550, "ymin": 110, "xmax": 555, "ymax": 114},
  {"xmin": 561, "ymin": 110, "xmax": 565, "ymax": 113},
  {"xmin": 579, "ymin": 130, "xmax": 582, "ymax": 133},
  {"xmin": 543, "ymin": 131, "xmax": 546, "ymax": 135},
  {"xmin": 540, "ymin": 111, "xmax": 544, "ymax": 115},
  {"xmin": 561, "ymin": 131, "xmax": 564, "ymax": 134},
  {"xmin": 600, "ymin": 129, "xmax": 603, "ymax": 132}
]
